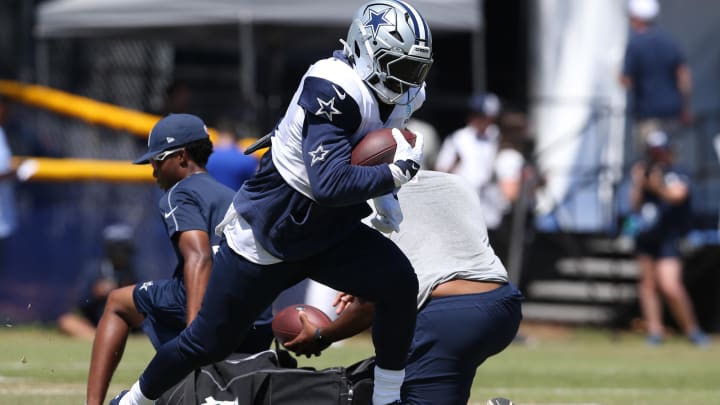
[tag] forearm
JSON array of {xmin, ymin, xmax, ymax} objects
[
  {"xmin": 649, "ymin": 184, "xmax": 687, "ymax": 205},
  {"xmin": 677, "ymin": 65, "xmax": 692, "ymax": 103},
  {"xmin": 183, "ymin": 256, "xmax": 212, "ymax": 325},
  {"xmin": 321, "ymin": 300, "xmax": 375, "ymax": 344},
  {"xmin": 629, "ymin": 183, "xmax": 644, "ymax": 211}
]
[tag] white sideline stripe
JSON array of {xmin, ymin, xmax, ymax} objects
[{"xmin": 0, "ymin": 385, "xmax": 84, "ymax": 395}]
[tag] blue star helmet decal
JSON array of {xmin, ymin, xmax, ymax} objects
[
  {"xmin": 364, "ymin": 7, "xmax": 394, "ymax": 39},
  {"xmin": 308, "ymin": 144, "xmax": 330, "ymax": 166},
  {"xmin": 315, "ymin": 96, "xmax": 342, "ymax": 121}
]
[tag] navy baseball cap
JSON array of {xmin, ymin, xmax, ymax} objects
[
  {"xmin": 468, "ymin": 93, "xmax": 501, "ymax": 117},
  {"xmin": 133, "ymin": 113, "xmax": 210, "ymax": 164}
]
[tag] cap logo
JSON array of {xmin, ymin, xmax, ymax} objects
[{"xmin": 166, "ymin": 137, "xmax": 175, "ymax": 143}]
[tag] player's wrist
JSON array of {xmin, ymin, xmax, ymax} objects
[
  {"xmin": 390, "ymin": 160, "xmax": 420, "ymax": 187},
  {"xmin": 314, "ymin": 327, "xmax": 331, "ymax": 349}
]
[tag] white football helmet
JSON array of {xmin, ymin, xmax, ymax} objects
[{"xmin": 342, "ymin": 0, "xmax": 433, "ymax": 105}]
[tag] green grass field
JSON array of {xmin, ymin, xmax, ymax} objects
[{"xmin": 0, "ymin": 324, "xmax": 718, "ymax": 405}]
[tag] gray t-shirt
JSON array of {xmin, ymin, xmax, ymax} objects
[{"xmin": 371, "ymin": 170, "xmax": 509, "ymax": 308}]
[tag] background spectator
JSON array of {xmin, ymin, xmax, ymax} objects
[
  {"xmin": 435, "ymin": 92, "xmax": 508, "ymax": 248},
  {"xmin": 492, "ymin": 109, "xmax": 532, "ymax": 266},
  {"xmin": 620, "ymin": 0, "xmax": 693, "ymax": 160},
  {"xmin": 628, "ymin": 130, "xmax": 708, "ymax": 346},
  {"xmin": 57, "ymin": 223, "xmax": 138, "ymax": 340},
  {"xmin": 0, "ymin": 95, "xmax": 17, "ymax": 271},
  {"xmin": 206, "ymin": 118, "xmax": 258, "ymax": 190}
]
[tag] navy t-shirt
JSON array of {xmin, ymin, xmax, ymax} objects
[
  {"xmin": 158, "ymin": 173, "xmax": 234, "ymax": 279},
  {"xmin": 623, "ymin": 28, "xmax": 685, "ymax": 119},
  {"xmin": 638, "ymin": 163, "xmax": 691, "ymax": 235},
  {"xmin": 206, "ymin": 145, "xmax": 258, "ymax": 191}
]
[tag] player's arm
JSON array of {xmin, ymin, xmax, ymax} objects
[
  {"xmin": 629, "ymin": 161, "xmax": 646, "ymax": 211},
  {"xmin": 283, "ymin": 298, "xmax": 375, "ymax": 357},
  {"xmin": 676, "ymin": 63, "xmax": 693, "ymax": 123},
  {"xmin": 298, "ymin": 77, "xmax": 397, "ymax": 206},
  {"xmin": 619, "ymin": 41, "xmax": 636, "ymax": 89},
  {"xmin": 646, "ymin": 168, "xmax": 689, "ymax": 205},
  {"xmin": 176, "ymin": 229, "xmax": 213, "ymax": 325}
]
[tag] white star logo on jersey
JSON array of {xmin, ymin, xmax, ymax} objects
[
  {"xmin": 139, "ymin": 281, "xmax": 154, "ymax": 291},
  {"xmin": 308, "ymin": 144, "xmax": 330, "ymax": 166},
  {"xmin": 315, "ymin": 97, "xmax": 341, "ymax": 121}
]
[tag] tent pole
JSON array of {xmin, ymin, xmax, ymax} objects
[
  {"xmin": 472, "ymin": 0, "xmax": 486, "ymax": 93},
  {"xmin": 238, "ymin": 21, "xmax": 257, "ymax": 123}
]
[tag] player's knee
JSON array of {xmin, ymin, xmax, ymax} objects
[
  {"xmin": 105, "ymin": 289, "xmax": 128, "ymax": 311},
  {"xmin": 178, "ymin": 332, "xmax": 236, "ymax": 365},
  {"xmin": 385, "ymin": 266, "xmax": 418, "ymax": 298}
]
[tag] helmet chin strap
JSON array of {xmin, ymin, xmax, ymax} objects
[{"xmin": 339, "ymin": 39, "xmax": 354, "ymax": 65}]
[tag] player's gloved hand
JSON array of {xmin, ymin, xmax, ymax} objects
[
  {"xmin": 389, "ymin": 128, "xmax": 424, "ymax": 187},
  {"xmin": 370, "ymin": 192, "xmax": 403, "ymax": 233}
]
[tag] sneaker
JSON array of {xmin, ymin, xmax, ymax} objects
[
  {"xmin": 689, "ymin": 330, "xmax": 710, "ymax": 347},
  {"xmin": 646, "ymin": 334, "xmax": 663, "ymax": 346},
  {"xmin": 487, "ymin": 398, "xmax": 515, "ymax": 405},
  {"xmin": 108, "ymin": 390, "xmax": 128, "ymax": 405}
]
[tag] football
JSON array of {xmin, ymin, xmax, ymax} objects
[
  {"xmin": 351, "ymin": 128, "xmax": 417, "ymax": 166},
  {"xmin": 272, "ymin": 304, "xmax": 332, "ymax": 344}
]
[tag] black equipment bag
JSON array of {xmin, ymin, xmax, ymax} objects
[{"xmin": 157, "ymin": 349, "xmax": 375, "ymax": 405}]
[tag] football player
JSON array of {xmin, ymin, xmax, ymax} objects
[
  {"xmin": 86, "ymin": 114, "xmax": 273, "ymax": 405},
  {"xmin": 110, "ymin": 1, "xmax": 432, "ymax": 405},
  {"xmin": 285, "ymin": 170, "xmax": 524, "ymax": 405}
]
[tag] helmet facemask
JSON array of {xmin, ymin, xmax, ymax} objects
[{"xmin": 342, "ymin": 1, "xmax": 433, "ymax": 105}]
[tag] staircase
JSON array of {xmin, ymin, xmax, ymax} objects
[{"xmin": 519, "ymin": 233, "xmax": 640, "ymax": 325}]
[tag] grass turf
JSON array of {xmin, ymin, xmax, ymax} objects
[{"xmin": 0, "ymin": 324, "xmax": 717, "ymax": 404}]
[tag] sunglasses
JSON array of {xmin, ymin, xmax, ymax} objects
[{"xmin": 152, "ymin": 147, "xmax": 184, "ymax": 162}]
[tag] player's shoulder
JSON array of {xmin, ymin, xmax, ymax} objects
[
  {"xmin": 305, "ymin": 55, "xmax": 367, "ymax": 104},
  {"xmin": 298, "ymin": 56, "xmax": 364, "ymax": 130},
  {"xmin": 165, "ymin": 174, "xmax": 234, "ymax": 204}
]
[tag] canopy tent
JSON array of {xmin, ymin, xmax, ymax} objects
[
  {"xmin": 35, "ymin": 0, "xmax": 482, "ymax": 38},
  {"xmin": 34, "ymin": 0, "xmax": 486, "ymax": 122}
]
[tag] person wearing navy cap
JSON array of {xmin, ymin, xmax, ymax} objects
[
  {"xmin": 435, "ymin": 92, "xmax": 509, "ymax": 247},
  {"xmin": 621, "ymin": 0, "xmax": 693, "ymax": 160},
  {"xmin": 629, "ymin": 130, "xmax": 709, "ymax": 347},
  {"xmin": 85, "ymin": 114, "xmax": 274, "ymax": 405}
]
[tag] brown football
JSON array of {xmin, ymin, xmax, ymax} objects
[
  {"xmin": 272, "ymin": 304, "xmax": 332, "ymax": 344},
  {"xmin": 351, "ymin": 128, "xmax": 417, "ymax": 166}
]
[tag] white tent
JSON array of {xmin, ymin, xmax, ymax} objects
[
  {"xmin": 35, "ymin": 0, "xmax": 486, "ymax": 116},
  {"xmin": 35, "ymin": 0, "xmax": 482, "ymax": 38}
]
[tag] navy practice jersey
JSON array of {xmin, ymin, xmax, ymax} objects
[
  {"xmin": 231, "ymin": 51, "xmax": 426, "ymax": 261},
  {"xmin": 159, "ymin": 172, "xmax": 234, "ymax": 278}
]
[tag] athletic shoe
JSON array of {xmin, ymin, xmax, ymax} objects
[
  {"xmin": 646, "ymin": 334, "xmax": 663, "ymax": 346},
  {"xmin": 689, "ymin": 330, "xmax": 710, "ymax": 347},
  {"xmin": 108, "ymin": 390, "xmax": 128, "ymax": 405}
]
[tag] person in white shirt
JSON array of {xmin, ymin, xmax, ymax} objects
[{"xmin": 435, "ymin": 93, "xmax": 505, "ymax": 230}]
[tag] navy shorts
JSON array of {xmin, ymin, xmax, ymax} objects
[
  {"xmin": 402, "ymin": 283, "xmax": 524, "ymax": 405},
  {"xmin": 133, "ymin": 278, "xmax": 273, "ymax": 352},
  {"xmin": 635, "ymin": 229, "xmax": 684, "ymax": 258}
]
